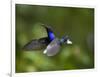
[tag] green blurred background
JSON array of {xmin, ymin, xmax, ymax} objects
[{"xmin": 16, "ymin": 4, "xmax": 94, "ymax": 73}]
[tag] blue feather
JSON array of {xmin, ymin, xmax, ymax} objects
[{"xmin": 48, "ymin": 31, "xmax": 55, "ymax": 41}]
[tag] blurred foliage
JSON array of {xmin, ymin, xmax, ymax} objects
[{"xmin": 15, "ymin": 4, "xmax": 94, "ymax": 73}]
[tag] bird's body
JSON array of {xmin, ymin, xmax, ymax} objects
[
  {"xmin": 23, "ymin": 24, "xmax": 72, "ymax": 56},
  {"xmin": 43, "ymin": 38, "xmax": 61, "ymax": 56}
]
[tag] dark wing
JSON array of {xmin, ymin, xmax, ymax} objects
[
  {"xmin": 23, "ymin": 37, "xmax": 50, "ymax": 50},
  {"xmin": 42, "ymin": 24, "xmax": 55, "ymax": 41}
]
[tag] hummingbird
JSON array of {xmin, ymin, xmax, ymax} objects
[{"xmin": 23, "ymin": 24, "xmax": 72, "ymax": 56}]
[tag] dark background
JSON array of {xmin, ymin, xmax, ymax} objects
[{"xmin": 16, "ymin": 4, "xmax": 94, "ymax": 73}]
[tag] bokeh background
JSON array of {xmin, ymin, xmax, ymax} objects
[{"xmin": 16, "ymin": 4, "xmax": 94, "ymax": 73}]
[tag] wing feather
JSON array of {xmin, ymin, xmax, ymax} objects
[{"xmin": 23, "ymin": 37, "xmax": 50, "ymax": 50}]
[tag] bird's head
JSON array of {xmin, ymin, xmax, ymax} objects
[{"xmin": 60, "ymin": 36, "xmax": 72, "ymax": 45}]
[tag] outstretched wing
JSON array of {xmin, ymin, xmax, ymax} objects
[
  {"xmin": 23, "ymin": 24, "xmax": 55, "ymax": 51},
  {"xmin": 42, "ymin": 24, "xmax": 55, "ymax": 42},
  {"xmin": 23, "ymin": 37, "xmax": 50, "ymax": 50}
]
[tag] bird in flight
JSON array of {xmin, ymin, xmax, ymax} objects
[{"xmin": 23, "ymin": 24, "xmax": 72, "ymax": 56}]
